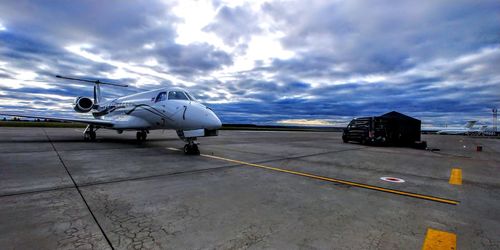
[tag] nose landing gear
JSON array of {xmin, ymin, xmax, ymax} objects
[
  {"xmin": 183, "ymin": 140, "xmax": 200, "ymax": 155},
  {"xmin": 177, "ymin": 130, "xmax": 200, "ymax": 155}
]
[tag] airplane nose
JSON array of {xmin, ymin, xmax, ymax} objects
[
  {"xmin": 188, "ymin": 103, "xmax": 222, "ymax": 130},
  {"xmin": 208, "ymin": 110, "xmax": 222, "ymax": 129}
]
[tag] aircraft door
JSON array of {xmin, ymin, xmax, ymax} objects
[{"xmin": 148, "ymin": 91, "xmax": 169, "ymax": 128}]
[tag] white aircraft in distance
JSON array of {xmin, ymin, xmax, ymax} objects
[
  {"xmin": 0, "ymin": 75, "xmax": 222, "ymax": 155},
  {"xmin": 435, "ymin": 121, "xmax": 484, "ymax": 135}
]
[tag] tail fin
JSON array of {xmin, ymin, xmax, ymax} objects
[
  {"xmin": 94, "ymin": 84, "xmax": 101, "ymax": 106},
  {"xmin": 465, "ymin": 120, "xmax": 477, "ymax": 128}
]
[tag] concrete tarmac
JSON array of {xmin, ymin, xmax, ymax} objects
[{"xmin": 0, "ymin": 127, "xmax": 499, "ymax": 249}]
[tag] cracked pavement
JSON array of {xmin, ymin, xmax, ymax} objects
[{"xmin": 1, "ymin": 127, "xmax": 499, "ymax": 249}]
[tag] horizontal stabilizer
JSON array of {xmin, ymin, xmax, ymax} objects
[{"xmin": 56, "ymin": 75, "xmax": 128, "ymax": 87}]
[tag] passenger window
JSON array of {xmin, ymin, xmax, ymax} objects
[
  {"xmin": 155, "ymin": 92, "xmax": 167, "ymax": 102},
  {"xmin": 168, "ymin": 91, "xmax": 189, "ymax": 100}
]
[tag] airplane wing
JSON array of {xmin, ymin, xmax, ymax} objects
[{"xmin": 0, "ymin": 112, "xmax": 114, "ymax": 127}]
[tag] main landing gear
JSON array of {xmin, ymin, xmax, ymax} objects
[
  {"xmin": 136, "ymin": 130, "xmax": 148, "ymax": 141},
  {"xmin": 83, "ymin": 125, "xmax": 97, "ymax": 141}
]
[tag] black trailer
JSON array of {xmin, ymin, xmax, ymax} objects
[{"xmin": 342, "ymin": 111, "xmax": 422, "ymax": 146}]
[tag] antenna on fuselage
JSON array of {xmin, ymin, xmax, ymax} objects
[{"xmin": 55, "ymin": 75, "xmax": 128, "ymax": 105}]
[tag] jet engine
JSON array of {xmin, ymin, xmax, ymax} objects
[{"xmin": 73, "ymin": 96, "xmax": 94, "ymax": 113}]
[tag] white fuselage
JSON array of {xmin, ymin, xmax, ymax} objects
[
  {"xmin": 0, "ymin": 83, "xmax": 222, "ymax": 153},
  {"xmin": 94, "ymin": 88, "xmax": 222, "ymax": 131},
  {"xmin": 436, "ymin": 128, "xmax": 474, "ymax": 135}
]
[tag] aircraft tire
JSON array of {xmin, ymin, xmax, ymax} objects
[
  {"xmin": 184, "ymin": 144, "xmax": 200, "ymax": 155},
  {"xmin": 83, "ymin": 132, "xmax": 90, "ymax": 141},
  {"xmin": 192, "ymin": 144, "xmax": 200, "ymax": 155}
]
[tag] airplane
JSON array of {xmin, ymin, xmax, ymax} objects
[
  {"xmin": 0, "ymin": 75, "xmax": 222, "ymax": 155},
  {"xmin": 435, "ymin": 121, "xmax": 481, "ymax": 135},
  {"xmin": 423, "ymin": 120, "xmax": 497, "ymax": 136},
  {"xmin": 421, "ymin": 121, "xmax": 475, "ymax": 135}
]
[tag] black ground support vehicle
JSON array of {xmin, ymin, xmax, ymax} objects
[{"xmin": 342, "ymin": 111, "xmax": 424, "ymax": 147}]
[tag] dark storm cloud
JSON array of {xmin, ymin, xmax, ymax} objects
[
  {"xmin": 0, "ymin": 0, "xmax": 232, "ymax": 79},
  {"xmin": 204, "ymin": 5, "xmax": 262, "ymax": 46},
  {"xmin": 242, "ymin": 0, "xmax": 499, "ymax": 125},
  {"xmin": 207, "ymin": 43, "xmax": 500, "ymax": 125},
  {"xmin": 268, "ymin": 55, "xmax": 350, "ymax": 80},
  {"xmin": 211, "ymin": 69, "xmax": 500, "ymax": 125},
  {"xmin": 262, "ymin": 0, "xmax": 500, "ymax": 75},
  {"xmin": 0, "ymin": 31, "xmax": 118, "ymax": 80},
  {"xmin": 1, "ymin": 0, "xmax": 499, "ymax": 126},
  {"xmin": 155, "ymin": 43, "xmax": 233, "ymax": 75},
  {"xmin": 0, "ymin": 0, "xmax": 236, "ymax": 122},
  {"xmin": 0, "ymin": 1, "xmax": 176, "ymax": 49}
]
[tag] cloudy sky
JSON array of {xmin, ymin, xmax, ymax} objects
[{"xmin": 0, "ymin": 0, "xmax": 499, "ymax": 126}]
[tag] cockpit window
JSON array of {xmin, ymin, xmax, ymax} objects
[
  {"xmin": 184, "ymin": 92, "xmax": 196, "ymax": 101},
  {"xmin": 155, "ymin": 92, "xmax": 167, "ymax": 102},
  {"xmin": 168, "ymin": 91, "xmax": 189, "ymax": 100}
]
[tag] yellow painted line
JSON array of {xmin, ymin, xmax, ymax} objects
[
  {"xmin": 449, "ymin": 168, "xmax": 462, "ymax": 185},
  {"xmin": 189, "ymin": 152, "xmax": 460, "ymax": 205},
  {"xmin": 422, "ymin": 228, "xmax": 457, "ymax": 250}
]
